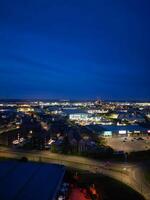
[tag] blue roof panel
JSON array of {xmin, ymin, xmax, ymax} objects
[
  {"xmin": 16, "ymin": 164, "xmax": 65, "ymax": 200},
  {"xmin": 0, "ymin": 161, "xmax": 65, "ymax": 200},
  {"xmin": 0, "ymin": 162, "xmax": 40, "ymax": 200}
]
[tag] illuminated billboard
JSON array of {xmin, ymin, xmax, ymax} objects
[
  {"xmin": 104, "ymin": 131, "xmax": 112, "ymax": 136},
  {"xmin": 119, "ymin": 130, "xmax": 126, "ymax": 134}
]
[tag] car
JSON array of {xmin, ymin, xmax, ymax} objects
[{"xmin": 137, "ymin": 137, "xmax": 144, "ymax": 141}]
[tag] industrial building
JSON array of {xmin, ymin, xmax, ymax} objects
[{"xmin": 87, "ymin": 124, "xmax": 150, "ymax": 137}]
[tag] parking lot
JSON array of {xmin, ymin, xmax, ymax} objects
[{"xmin": 106, "ymin": 136, "xmax": 150, "ymax": 153}]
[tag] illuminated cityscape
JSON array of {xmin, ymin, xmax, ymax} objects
[
  {"xmin": 0, "ymin": 0, "xmax": 150, "ymax": 200},
  {"xmin": 0, "ymin": 99, "xmax": 150, "ymax": 199}
]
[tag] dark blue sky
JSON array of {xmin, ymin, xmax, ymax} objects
[{"xmin": 0, "ymin": 0, "xmax": 150, "ymax": 100}]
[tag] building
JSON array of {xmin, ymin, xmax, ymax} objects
[
  {"xmin": 69, "ymin": 113, "xmax": 90, "ymax": 121},
  {"xmin": 87, "ymin": 109, "xmax": 109, "ymax": 114},
  {"xmin": 69, "ymin": 113, "xmax": 112, "ymax": 125},
  {"xmin": 87, "ymin": 124, "xmax": 150, "ymax": 137},
  {"xmin": 0, "ymin": 161, "xmax": 65, "ymax": 200}
]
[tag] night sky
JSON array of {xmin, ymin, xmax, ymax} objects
[{"xmin": 0, "ymin": 0, "xmax": 150, "ymax": 100}]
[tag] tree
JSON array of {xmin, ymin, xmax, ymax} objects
[
  {"xmin": 51, "ymin": 143, "xmax": 58, "ymax": 153},
  {"xmin": 61, "ymin": 136, "xmax": 70, "ymax": 154}
]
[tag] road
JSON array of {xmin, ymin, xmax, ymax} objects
[
  {"xmin": 0, "ymin": 147, "xmax": 149, "ymax": 200},
  {"xmin": 0, "ymin": 125, "xmax": 19, "ymax": 135}
]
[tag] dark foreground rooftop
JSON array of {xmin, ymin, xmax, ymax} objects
[{"xmin": 0, "ymin": 160, "xmax": 65, "ymax": 200}]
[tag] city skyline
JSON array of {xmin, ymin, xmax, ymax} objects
[
  {"xmin": 0, "ymin": 0, "xmax": 150, "ymax": 100},
  {"xmin": 0, "ymin": 98, "xmax": 150, "ymax": 102}
]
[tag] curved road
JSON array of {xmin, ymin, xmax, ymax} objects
[{"xmin": 0, "ymin": 147, "xmax": 149, "ymax": 200}]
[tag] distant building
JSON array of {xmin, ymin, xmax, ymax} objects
[
  {"xmin": 17, "ymin": 107, "xmax": 34, "ymax": 113},
  {"xmin": 87, "ymin": 124, "xmax": 150, "ymax": 137},
  {"xmin": 87, "ymin": 109, "xmax": 109, "ymax": 114},
  {"xmin": 69, "ymin": 113, "xmax": 89, "ymax": 121}
]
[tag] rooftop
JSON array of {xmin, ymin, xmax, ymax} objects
[
  {"xmin": 0, "ymin": 160, "xmax": 65, "ymax": 200},
  {"xmin": 87, "ymin": 124, "xmax": 149, "ymax": 132}
]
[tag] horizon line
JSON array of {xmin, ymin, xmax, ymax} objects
[{"xmin": 0, "ymin": 98, "xmax": 150, "ymax": 103}]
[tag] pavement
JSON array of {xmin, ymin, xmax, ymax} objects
[
  {"xmin": 0, "ymin": 147, "xmax": 150, "ymax": 200},
  {"xmin": 0, "ymin": 125, "xmax": 19, "ymax": 135},
  {"xmin": 105, "ymin": 136, "xmax": 150, "ymax": 153}
]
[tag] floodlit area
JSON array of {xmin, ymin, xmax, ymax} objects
[
  {"xmin": 69, "ymin": 188, "xmax": 91, "ymax": 200},
  {"xmin": 106, "ymin": 136, "xmax": 150, "ymax": 153}
]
